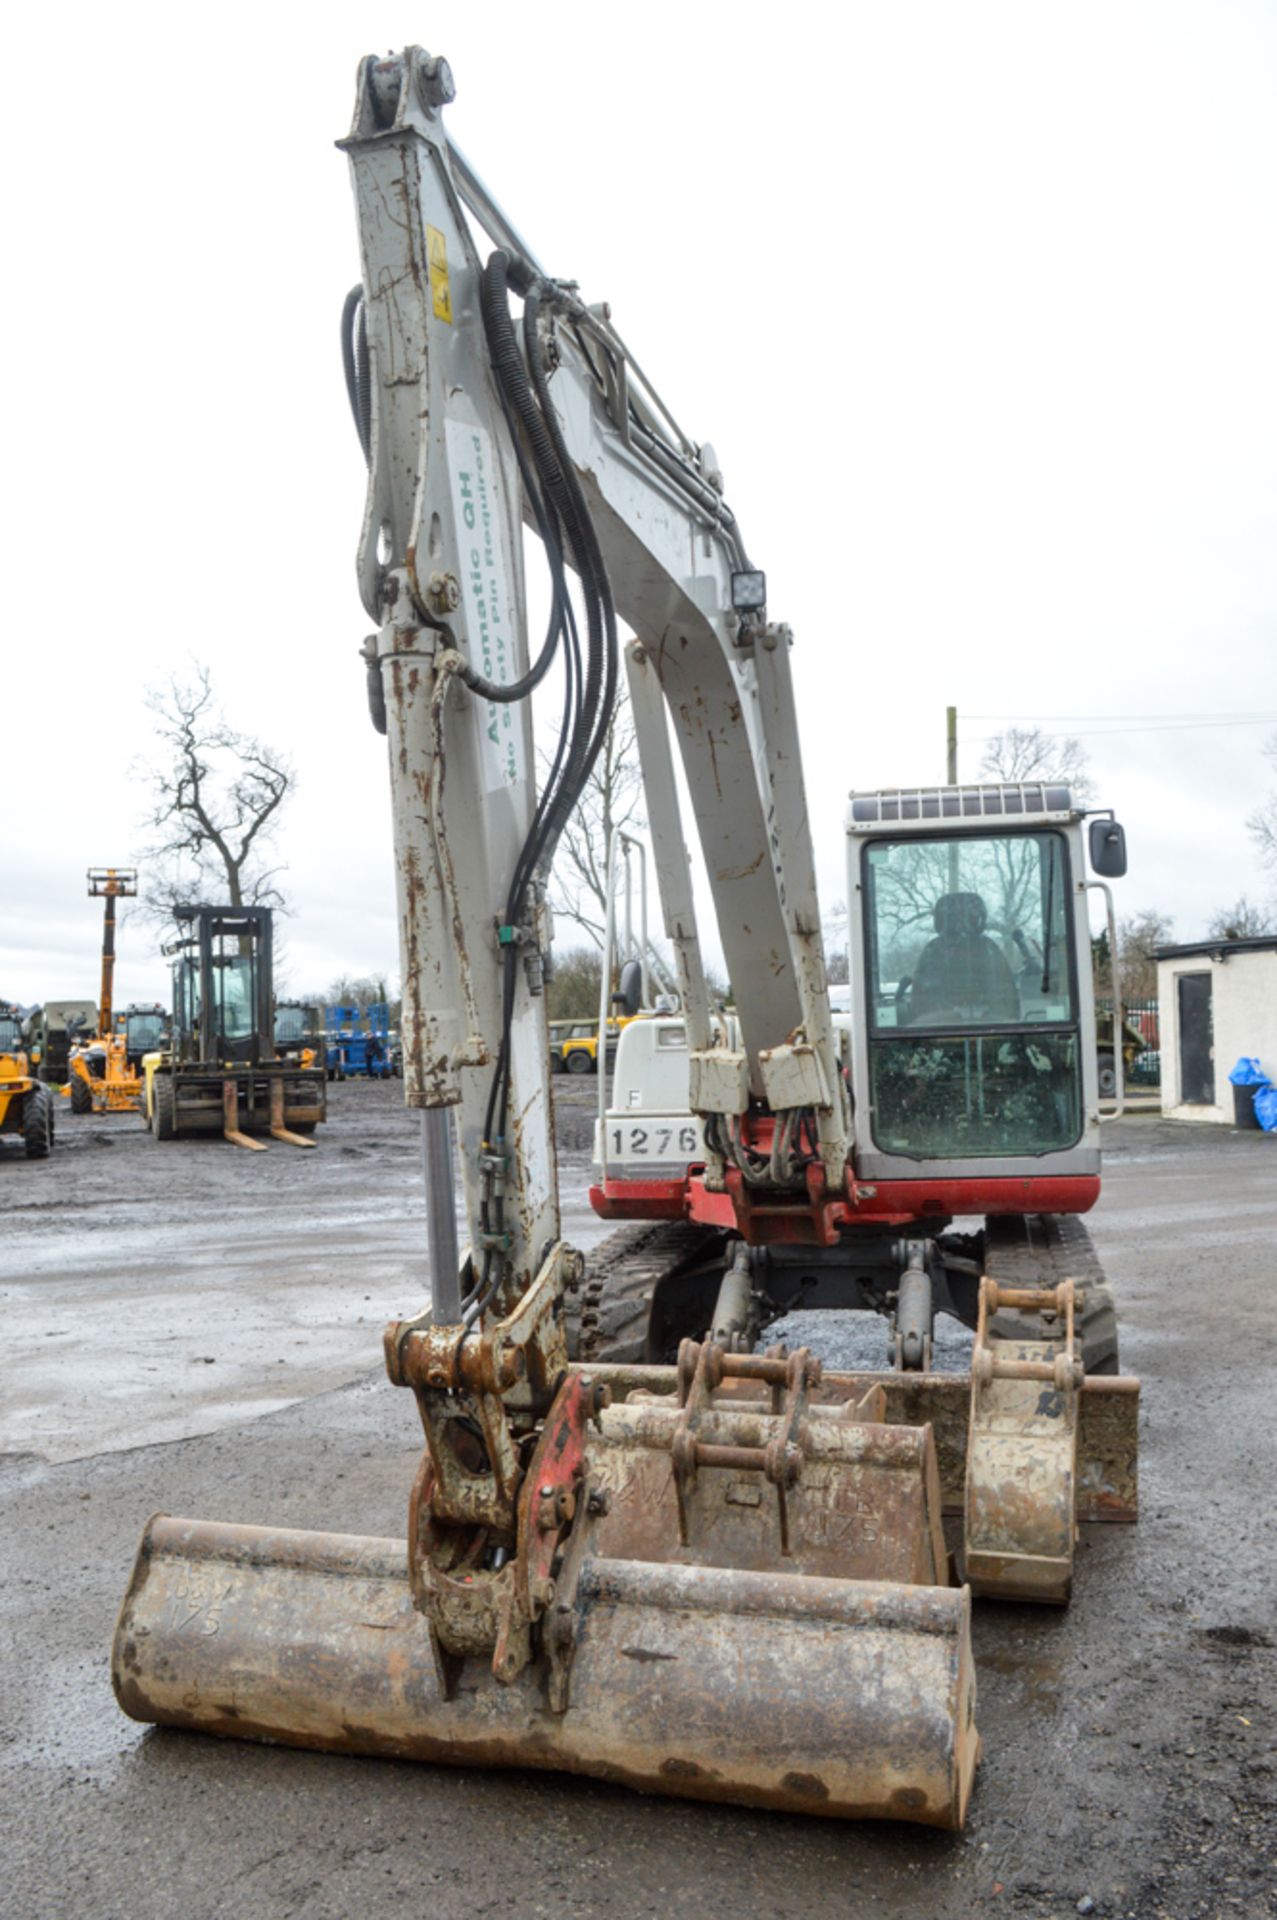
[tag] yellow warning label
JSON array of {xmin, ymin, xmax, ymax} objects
[{"xmin": 426, "ymin": 224, "xmax": 453, "ymax": 324}]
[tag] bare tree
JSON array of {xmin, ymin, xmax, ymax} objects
[
  {"xmin": 1247, "ymin": 734, "xmax": 1277, "ymax": 872},
  {"xmin": 138, "ymin": 667, "xmax": 293, "ymax": 925},
  {"xmin": 1116, "ymin": 908, "xmax": 1174, "ymax": 1000},
  {"xmin": 547, "ymin": 704, "xmax": 645, "ymax": 949},
  {"xmin": 326, "ymin": 972, "xmax": 394, "ymax": 1009},
  {"xmin": 547, "ymin": 948, "xmax": 603, "ymax": 1020},
  {"xmin": 979, "ymin": 726, "xmax": 1096, "ymax": 806},
  {"xmin": 1205, "ymin": 897, "xmax": 1277, "ymax": 941},
  {"xmin": 822, "ymin": 900, "xmax": 850, "ymax": 987}
]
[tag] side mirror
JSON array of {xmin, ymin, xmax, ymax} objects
[
  {"xmin": 1089, "ymin": 817, "xmax": 1127, "ymax": 879},
  {"xmin": 612, "ymin": 959, "xmax": 643, "ymax": 1019}
]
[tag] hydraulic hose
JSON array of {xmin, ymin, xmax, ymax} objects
[
  {"xmin": 479, "ymin": 254, "xmax": 614, "ymax": 906},
  {"xmin": 480, "ymin": 257, "xmax": 605, "ymax": 782},
  {"xmin": 522, "ymin": 282, "xmax": 618, "ymax": 783},
  {"xmin": 473, "ymin": 252, "xmax": 616, "ymax": 1269},
  {"xmin": 341, "ymin": 287, "xmax": 372, "ymax": 465}
]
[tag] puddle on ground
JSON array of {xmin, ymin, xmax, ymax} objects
[{"xmin": 977, "ymin": 1645, "xmax": 1064, "ymax": 1712}]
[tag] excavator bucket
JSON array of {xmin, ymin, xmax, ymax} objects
[
  {"xmin": 114, "ymin": 1516, "xmax": 976, "ymax": 1826},
  {"xmin": 113, "ymin": 1345, "xmax": 980, "ymax": 1828}
]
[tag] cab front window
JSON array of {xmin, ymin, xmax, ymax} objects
[
  {"xmin": 125, "ymin": 1012, "xmax": 165, "ymax": 1052},
  {"xmin": 214, "ymin": 957, "xmax": 255, "ymax": 1040},
  {"xmin": 863, "ymin": 831, "xmax": 1082, "ymax": 1159}
]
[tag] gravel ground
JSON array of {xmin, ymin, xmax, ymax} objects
[{"xmin": 2, "ymin": 1083, "xmax": 1275, "ymax": 1919}]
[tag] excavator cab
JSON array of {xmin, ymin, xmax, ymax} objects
[{"xmin": 849, "ymin": 786, "xmax": 1108, "ymax": 1169}]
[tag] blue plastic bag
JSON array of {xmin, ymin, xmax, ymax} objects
[
  {"xmin": 1253, "ymin": 1085, "xmax": 1277, "ymax": 1132},
  {"xmin": 1229, "ymin": 1056, "xmax": 1268, "ymax": 1086}
]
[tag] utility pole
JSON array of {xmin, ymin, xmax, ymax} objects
[{"xmin": 945, "ymin": 711, "xmax": 959, "ymax": 889}]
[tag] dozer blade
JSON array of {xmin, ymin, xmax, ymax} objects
[{"xmin": 113, "ymin": 1513, "xmax": 978, "ymax": 1828}]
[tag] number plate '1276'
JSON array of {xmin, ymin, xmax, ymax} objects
[{"xmin": 608, "ymin": 1120, "xmax": 702, "ymax": 1162}]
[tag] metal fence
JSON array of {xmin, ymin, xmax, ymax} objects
[{"xmin": 1097, "ymin": 996, "xmax": 1161, "ymax": 1087}]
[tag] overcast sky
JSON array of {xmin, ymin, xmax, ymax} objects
[{"xmin": 4, "ymin": 1, "xmax": 1276, "ymax": 1008}]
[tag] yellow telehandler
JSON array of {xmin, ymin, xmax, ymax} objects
[
  {"xmin": 67, "ymin": 868, "xmax": 144, "ymax": 1116},
  {"xmin": 0, "ymin": 1002, "xmax": 55, "ymax": 1158}
]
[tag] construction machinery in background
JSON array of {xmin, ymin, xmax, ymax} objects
[
  {"xmin": 1095, "ymin": 1005, "xmax": 1148, "ymax": 1099},
  {"xmin": 0, "ymin": 1001, "xmax": 55, "ymax": 1158},
  {"xmin": 114, "ymin": 45, "xmax": 1139, "ymax": 1831},
  {"xmin": 25, "ymin": 1000, "xmax": 98, "ymax": 1085},
  {"xmin": 143, "ymin": 905, "xmax": 326, "ymax": 1149},
  {"xmin": 68, "ymin": 868, "xmax": 144, "ymax": 1116},
  {"xmin": 274, "ymin": 998, "xmax": 325, "ymax": 1070},
  {"xmin": 556, "ymin": 1015, "xmax": 632, "ymax": 1075},
  {"xmin": 114, "ymin": 1003, "xmax": 170, "ymax": 1069},
  {"xmin": 325, "ymin": 1001, "xmax": 395, "ymax": 1078}
]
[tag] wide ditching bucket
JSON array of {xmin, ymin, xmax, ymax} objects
[
  {"xmin": 113, "ymin": 1343, "xmax": 980, "ymax": 1829},
  {"xmin": 114, "ymin": 1515, "xmax": 975, "ymax": 1826}
]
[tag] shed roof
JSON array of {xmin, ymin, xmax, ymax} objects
[{"xmin": 1155, "ymin": 935, "xmax": 1277, "ymax": 962}]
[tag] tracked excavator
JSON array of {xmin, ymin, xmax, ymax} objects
[{"xmin": 113, "ymin": 45, "xmax": 1140, "ymax": 1830}]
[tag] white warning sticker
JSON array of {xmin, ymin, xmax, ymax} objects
[{"xmin": 444, "ymin": 417, "xmax": 525, "ymax": 793}]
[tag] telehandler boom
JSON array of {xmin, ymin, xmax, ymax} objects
[
  {"xmin": 113, "ymin": 44, "xmax": 1139, "ymax": 1829},
  {"xmin": 68, "ymin": 868, "xmax": 143, "ymax": 1116}
]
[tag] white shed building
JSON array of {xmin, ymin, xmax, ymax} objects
[{"xmin": 1155, "ymin": 936, "xmax": 1277, "ymax": 1122}]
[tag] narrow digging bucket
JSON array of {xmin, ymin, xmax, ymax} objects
[{"xmin": 113, "ymin": 1515, "xmax": 978, "ymax": 1828}]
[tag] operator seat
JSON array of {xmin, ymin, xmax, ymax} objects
[{"xmin": 904, "ymin": 891, "xmax": 1020, "ymax": 1025}]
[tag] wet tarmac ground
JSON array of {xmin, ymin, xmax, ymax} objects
[{"xmin": 2, "ymin": 1082, "xmax": 1275, "ymax": 1919}]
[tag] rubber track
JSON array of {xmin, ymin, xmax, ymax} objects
[
  {"xmin": 984, "ymin": 1212, "xmax": 1120, "ymax": 1373},
  {"xmin": 569, "ymin": 1220, "xmax": 725, "ymax": 1365}
]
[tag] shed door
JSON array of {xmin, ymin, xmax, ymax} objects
[{"xmin": 1177, "ymin": 972, "xmax": 1214, "ymax": 1105}]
